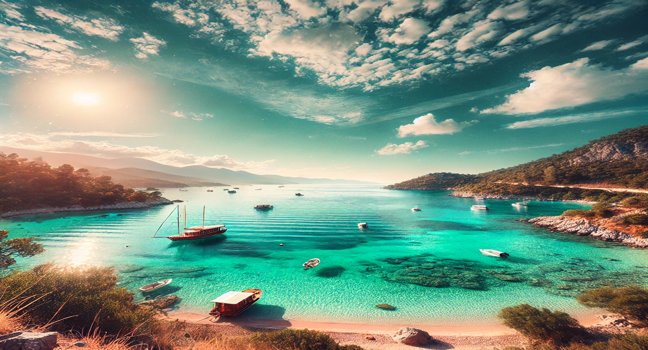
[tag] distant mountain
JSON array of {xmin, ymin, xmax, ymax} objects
[
  {"xmin": 390, "ymin": 125, "xmax": 648, "ymax": 193},
  {"xmin": 86, "ymin": 167, "xmax": 225, "ymax": 188},
  {"xmin": 0, "ymin": 147, "xmax": 365, "ymax": 187}
]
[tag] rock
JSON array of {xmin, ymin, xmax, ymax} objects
[
  {"xmin": 529, "ymin": 216, "xmax": 648, "ymax": 248},
  {"xmin": 0, "ymin": 331, "xmax": 58, "ymax": 350},
  {"xmin": 392, "ymin": 327, "xmax": 432, "ymax": 346},
  {"xmin": 140, "ymin": 295, "xmax": 180, "ymax": 309},
  {"xmin": 365, "ymin": 336, "xmax": 376, "ymax": 341},
  {"xmin": 376, "ymin": 303, "xmax": 396, "ymax": 311}
]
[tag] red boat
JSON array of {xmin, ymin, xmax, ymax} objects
[
  {"xmin": 156, "ymin": 206, "xmax": 227, "ymax": 241},
  {"xmin": 209, "ymin": 288, "xmax": 262, "ymax": 318}
]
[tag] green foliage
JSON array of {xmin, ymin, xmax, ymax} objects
[
  {"xmin": 620, "ymin": 195, "xmax": 648, "ymax": 209},
  {"xmin": 623, "ymin": 214, "xmax": 648, "ymax": 225},
  {"xmin": 0, "ymin": 264, "xmax": 156, "ymax": 335},
  {"xmin": 563, "ymin": 210, "xmax": 595, "ymax": 217},
  {"xmin": 387, "ymin": 172, "xmax": 479, "ymax": 190},
  {"xmin": 251, "ymin": 329, "xmax": 364, "ymax": 350},
  {"xmin": 0, "ymin": 230, "xmax": 43, "ymax": 269},
  {"xmin": 498, "ymin": 304, "xmax": 587, "ymax": 346},
  {"xmin": 0, "ymin": 153, "xmax": 162, "ymax": 213},
  {"xmin": 578, "ymin": 286, "xmax": 648, "ymax": 324},
  {"xmin": 591, "ymin": 203, "xmax": 615, "ymax": 218}
]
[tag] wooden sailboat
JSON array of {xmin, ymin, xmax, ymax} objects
[
  {"xmin": 156, "ymin": 206, "xmax": 227, "ymax": 241},
  {"xmin": 209, "ymin": 288, "xmax": 262, "ymax": 318}
]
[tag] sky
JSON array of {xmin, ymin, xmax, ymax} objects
[{"xmin": 0, "ymin": 0, "xmax": 647, "ymax": 183}]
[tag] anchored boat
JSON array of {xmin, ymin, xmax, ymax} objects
[
  {"xmin": 155, "ymin": 206, "xmax": 227, "ymax": 241},
  {"xmin": 139, "ymin": 279, "xmax": 172, "ymax": 293},
  {"xmin": 303, "ymin": 258, "xmax": 320, "ymax": 270},
  {"xmin": 254, "ymin": 204, "xmax": 274, "ymax": 211},
  {"xmin": 480, "ymin": 249, "xmax": 510, "ymax": 258},
  {"xmin": 209, "ymin": 288, "xmax": 262, "ymax": 318},
  {"xmin": 471, "ymin": 204, "xmax": 489, "ymax": 211}
]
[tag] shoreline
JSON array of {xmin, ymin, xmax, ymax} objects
[{"xmin": 0, "ymin": 197, "xmax": 173, "ymax": 219}]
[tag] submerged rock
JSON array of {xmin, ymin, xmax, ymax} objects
[
  {"xmin": 0, "ymin": 331, "xmax": 58, "ymax": 350},
  {"xmin": 392, "ymin": 327, "xmax": 432, "ymax": 346},
  {"xmin": 315, "ymin": 266, "xmax": 345, "ymax": 278},
  {"xmin": 140, "ymin": 295, "xmax": 180, "ymax": 310},
  {"xmin": 376, "ymin": 303, "xmax": 397, "ymax": 311}
]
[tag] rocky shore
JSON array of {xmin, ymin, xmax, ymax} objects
[
  {"xmin": 529, "ymin": 215, "xmax": 648, "ymax": 248},
  {"xmin": 0, "ymin": 197, "xmax": 173, "ymax": 219}
]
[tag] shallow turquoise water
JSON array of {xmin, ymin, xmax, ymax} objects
[{"xmin": 3, "ymin": 185, "xmax": 648, "ymax": 324}]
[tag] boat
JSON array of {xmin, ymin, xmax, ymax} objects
[
  {"xmin": 254, "ymin": 204, "xmax": 273, "ymax": 211},
  {"xmin": 207, "ymin": 189, "xmax": 214, "ymax": 192},
  {"xmin": 512, "ymin": 201, "xmax": 528, "ymax": 209},
  {"xmin": 411, "ymin": 207, "xmax": 421, "ymax": 212},
  {"xmin": 278, "ymin": 185, "xmax": 285, "ymax": 188},
  {"xmin": 139, "ymin": 279, "xmax": 172, "ymax": 293},
  {"xmin": 227, "ymin": 190, "xmax": 237, "ymax": 194},
  {"xmin": 471, "ymin": 204, "xmax": 488, "ymax": 211},
  {"xmin": 223, "ymin": 188, "xmax": 229, "ymax": 191},
  {"xmin": 158, "ymin": 206, "xmax": 227, "ymax": 241},
  {"xmin": 233, "ymin": 187, "xmax": 240, "ymax": 190},
  {"xmin": 295, "ymin": 192, "xmax": 304, "ymax": 196},
  {"xmin": 480, "ymin": 249, "xmax": 510, "ymax": 258},
  {"xmin": 357, "ymin": 222, "xmax": 368, "ymax": 229},
  {"xmin": 303, "ymin": 258, "xmax": 320, "ymax": 270},
  {"xmin": 209, "ymin": 288, "xmax": 262, "ymax": 318},
  {"xmin": 179, "ymin": 189, "xmax": 188, "ymax": 192}
]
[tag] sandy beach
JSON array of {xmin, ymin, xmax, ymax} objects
[{"xmin": 162, "ymin": 310, "xmax": 606, "ymax": 349}]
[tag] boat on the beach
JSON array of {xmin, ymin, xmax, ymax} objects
[
  {"xmin": 411, "ymin": 207, "xmax": 421, "ymax": 212},
  {"xmin": 254, "ymin": 204, "xmax": 273, "ymax": 211},
  {"xmin": 156, "ymin": 206, "xmax": 227, "ymax": 241},
  {"xmin": 512, "ymin": 201, "xmax": 528, "ymax": 209},
  {"xmin": 480, "ymin": 249, "xmax": 510, "ymax": 258},
  {"xmin": 357, "ymin": 222, "xmax": 368, "ymax": 229},
  {"xmin": 209, "ymin": 288, "xmax": 262, "ymax": 318},
  {"xmin": 471, "ymin": 204, "xmax": 488, "ymax": 211},
  {"xmin": 295, "ymin": 192, "xmax": 304, "ymax": 196},
  {"xmin": 139, "ymin": 278, "xmax": 172, "ymax": 293},
  {"xmin": 303, "ymin": 258, "xmax": 320, "ymax": 270}
]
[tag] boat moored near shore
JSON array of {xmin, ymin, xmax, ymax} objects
[
  {"xmin": 209, "ymin": 288, "xmax": 262, "ymax": 318},
  {"xmin": 480, "ymin": 249, "xmax": 510, "ymax": 258},
  {"xmin": 471, "ymin": 204, "xmax": 489, "ymax": 211}
]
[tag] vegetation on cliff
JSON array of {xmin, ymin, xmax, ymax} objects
[
  {"xmin": 386, "ymin": 172, "xmax": 478, "ymax": 190},
  {"xmin": 0, "ymin": 230, "xmax": 43, "ymax": 269},
  {"xmin": 0, "ymin": 153, "xmax": 163, "ymax": 213}
]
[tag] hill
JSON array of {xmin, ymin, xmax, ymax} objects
[
  {"xmin": 86, "ymin": 167, "xmax": 225, "ymax": 188},
  {"xmin": 389, "ymin": 125, "xmax": 648, "ymax": 200},
  {"xmin": 0, "ymin": 153, "xmax": 164, "ymax": 213}
]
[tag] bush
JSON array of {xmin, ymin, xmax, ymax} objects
[
  {"xmin": 251, "ymin": 329, "xmax": 364, "ymax": 350},
  {"xmin": 592, "ymin": 203, "xmax": 615, "ymax": 218},
  {"xmin": 563, "ymin": 210, "xmax": 595, "ymax": 217},
  {"xmin": 578, "ymin": 286, "xmax": 648, "ymax": 325},
  {"xmin": 623, "ymin": 214, "xmax": 648, "ymax": 225},
  {"xmin": 620, "ymin": 195, "xmax": 648, "ymax": 209},
  {"xmin": 498, "ymin": 304, "xmax": 587, "ymax": 346},
  {"xmin": 0, "ymin": 264, "xmax": 156, "ymax": 335}
]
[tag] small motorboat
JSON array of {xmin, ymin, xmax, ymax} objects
[
  {"xmin": 207, "ymin": 189, "xmax": 214, "ymax": 192},
  {"xmin": 480, "ymin": 249, "xmax": 510, "ymax": 258},
  {"xmin": 228, "ymin": 190, "xmax": 237, "ymax": 194},
  {"xmin": 233, "ymin": 187, "xmax": 240, "ymax": 190},
  {"xmin": 223, "ymin": 188, "xmax": 229, "ymax": 191},
  {"xmin": 512, "ymin": 201, "xmax": 528, "ymax": 209},
  {"xmin": 295, "ymin": 192, "xmax": 304, "ymax": 197},
  {"xmin": 278, "ymin": 185, "xmax": 285, "ymax": 188},
  {"xmin": 411, "ymin": 207, "xmax": 422, "ymax": 212},
  {"xmin": 209, "ymin": 288, "xmax": 262, "ymax": 318},
  {"xmin": 357, "ymin": 222, "xmax": 368, "ymax": 229},
  {"xmin": 139, "ymin": 278, "xmax": 172, "ymax": 293},
  {"xmin": 471, "ymin": 204, "xmax": 488, "ymax": 211},
  {"xmin": 254, "ymin": 204, "xmax": 274, "ymax": 211},
  {"xmin": 303, "ymin": 258, "xmax": 320, "ymax": 270}
]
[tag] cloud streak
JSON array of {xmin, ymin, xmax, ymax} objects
[
  {"xmin": 505, "ymin": 108, "xmax": 648, "ymax": 129},
  {"xmin": 397, "ymin": 113, "xmax": 475, "ymax": 137},
  {"xmin": 376, "ymin": 140, "xmax": 428, "ymax": 155}
]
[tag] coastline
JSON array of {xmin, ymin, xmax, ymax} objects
[{"xmin": 0, "ymin": 197, "xmax": 173, "ymax": 219}]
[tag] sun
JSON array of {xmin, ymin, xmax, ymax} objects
[{"xmin": 71, "ymin": 91, "xmax": 100, "ymax": 106}]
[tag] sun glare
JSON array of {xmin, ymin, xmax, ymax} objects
[{"xmin": 71, "ymin": 91, "xmax": 100, "ymax": 106}]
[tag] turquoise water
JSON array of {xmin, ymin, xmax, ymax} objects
[{"xmin": 3, "ymin": 185, "xmax": 648, "ymax": 324}]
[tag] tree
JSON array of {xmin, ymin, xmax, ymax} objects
[
  {"xmin": 578, "ymin": 286, "xmax": 648, "ymax": 325},
  {"xmin": 498, "ymin": 304, "xmax": 587, "ymax": 346},
  {"xmin": 0, "ymin": 230, "xmax": 43, "ymax": 269}
]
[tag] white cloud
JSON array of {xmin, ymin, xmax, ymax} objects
[
  {"xmin": 582, "ymin": 39, "xmax": 615, "ymax": 52},
  {"xmin": 130, "ymin": 32, "xmax": 166, "ymax": 59},
  {"xmin": 48, "ymin": 131, "xmax": 157, "ymax": 138},
  {"xmin": 285, "ymin": 0, "xmax": 327, "ymax": 19},
  {"xmin": 0, "ymin": 1, "xmax": 23, "ymax": 21},
  {"xmin": 505, "ymin": 108, "xmax": 648, "ymax": 129},
  {"xmin": 163, "ymin": 110, "xmax": 213, "ymax": 121},
  {"xmin": 0, "ymin": 23, "xmax": 111, "ymax": 74},
  {"xmin": 488, "ymin": 2, "xmax": 529, "ymax": 21},
  {"xmin": 497, "ymin": 29, "xmax": 526, "ymax": 46},
  {"xmin": 379, "ymin": 0, "xmax": 420, "ymax": 21},
  {"xmin": 456, "ymin": 20, "xmax": 502, "ymax": 51},
  {"xmin": 344, "ymin": 0, "xmax": 385, "ymax": 23},
  {"xmin": 385, "ymin": 18, "xmax": 430, "ymax": 45},
  {"xmin": 34, "ymin": 6, "xmax": 123, "ymax": 41},
  {"xmin": 483, "ymin": 58, "xmax": 648, "ymax": 115},
  {"xmin": 529, "ymin": 23, "xmax": 562, "ymax": 42},
  {"xmin": 616, "ymin": 36, "xmax": 647, "ymax": 51},
  {"xmin": 0, "ymin": 133, "xmax": 271, "ymax": 171},
  {"xmin": 397, "ymin": 113, "xmax": 473, "ymax": 137},
  {"xmin": 376, "ymin": 140, "xmax": 428, "ymax": 155}
]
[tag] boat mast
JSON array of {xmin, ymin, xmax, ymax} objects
[
  {"xmin": 202, "ymin": 205, "xmax": 205, "ymax": 227},
  {"xmin": 176, "ymin": 205, "xmax": 180, "ymax": 234},
  {"xmin": 184, "ymin": 206, "xmax": 187, "ymax": 229}
]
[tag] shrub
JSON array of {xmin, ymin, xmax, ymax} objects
[
  {"xmin": 251, "ymin": 329, "xmax": 364, "ymax": 350},
  {"xmin": 623, "ymin": 214, "xmax": 648, "ymax": 225},
  {"xmin": 0, "ymin": 230, "xmax": 43, "ymax": 269},
  {"xmin": 592, "ymin": 203, "xmax": 615, "ymax": 218},
  {"xmin": 578, "ymin": 286, "xmax": 648, "ymax": 325},
  {"xmin": 563, "ymin": 210, "xmax": 595, "ymax": 217},
  {"xmin": 0, "ymin": 264, "xmax": 156, "ymax": 335},
  {"xmin": 620, "ymin": 195, "xmax": 648, "ymax": 209},
  {"xmin": 498, "ymin": 304, "xmax": 587, "ymax": 346}
]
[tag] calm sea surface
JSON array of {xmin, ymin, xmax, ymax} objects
[{"xmin": 3, "ymin": 185, "xmax": 648, "ymax": 324}]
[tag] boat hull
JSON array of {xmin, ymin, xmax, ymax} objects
[{"xmin": 167, "ymin": 227, "xmax": 227, "ymax": 241}]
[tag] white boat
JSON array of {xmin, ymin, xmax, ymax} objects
[
  {"xmin": 471, "ymin": 204, "xmax": 488, "ymax": 211},
  {"xmin": 139, "ymin": 278, "xmax": 172, "ymax": 293},
  {"xmin": 357, "ymin": 222, "xmax": 368, "ymax": 229},
  {"xmin": 512, "ymin": 201, "xmax": 528, "ymax": 209},
  {"xmin": 411, "ymin": 207, "xmax": 421, "ymax": 212},
  {"xmin": 480, "ymin": 249, "xmax": 510, "ymax": 258},
  {"xmin": 303, "ymin": 258, "xmax": 320, "ymax": 270}
]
